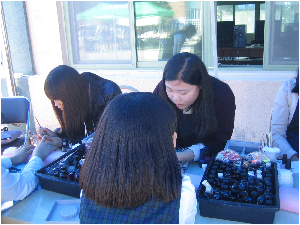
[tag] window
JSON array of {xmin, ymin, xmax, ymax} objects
[
  {"xmin": 135, "ymin": 1, "xmax": 202, "ymax": 63},
  {"xmin": 217, "ymin": 5, "xmax": 233, "ymax": 22},
  {"xmin": 67, "ymin": 1, "xmax": 134, "ymax": 66},
  {"xmin": 63, "ymin": 1, "xmax": 298, "ymax": 70},
  {"xmin": 235, "ymin": 4, "xmax": 255, "ymax": 33},
  {"xmin": 265, "ymin": 1, "xmax": 299, "ymax": 68},
  {"xmin": 65, "ymin": 1, "xmax": 203, "ymax": 68},
  {"xmin": 260, "ymin": 3, "xmax": 265, "ymax": 20}
]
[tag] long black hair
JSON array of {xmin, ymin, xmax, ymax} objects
[
  {"xmin": 44, "ymin": 65, "xmax": 91, "ymax": 140},
  {"xmin": 80, "ymin": 92, "xmax": 181, "ymax": 208},
  {"xmin": 160, "ymin": 52, "xmax": 218, "ymax": 144}
]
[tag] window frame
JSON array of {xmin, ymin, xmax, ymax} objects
[
  {"xmin": 62, "ymin": 1, "xmax": 298, "ymax": 71},
  {"xmin": 63, "ymin": 1, "xmax": 137, "ymax": 69},
  {"xmin": 263, "ymin": 1, "xmax": 299, "ymax": 70}
]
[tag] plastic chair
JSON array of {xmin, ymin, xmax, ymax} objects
[
  {"xmin": 119, "ymin": 85, "xmax": 139, "ymax": 93},
  {"xmin": 1, "ymin": 96, "xmax": 30, "ymax": 146}
]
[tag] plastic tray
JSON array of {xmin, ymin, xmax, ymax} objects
[
  {"xmin": 45, "ymin": 199, "xmax": 80, "ymax": 223},
  {"xmin": 196, "ymin": 157, "xmax": 280, "ymax": 224},
  {"xmin": 224, "ymin": 140, "xmax": 261, "ymax": 157},
  {"xmin": 36, "ymin": 144, "xmax": 85, "ymax": 198}
]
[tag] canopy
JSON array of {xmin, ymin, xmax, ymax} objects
[
  {"xmin": 134, "ymin": 2, "xmax": 173, "ymax": 18},
  {"xmin": 76, "ymin": 1, "xmax": 173, "ymax": 21},
  {"xmin": 76, "ymin": 2, "xmax": 129, "ymax": 20}
]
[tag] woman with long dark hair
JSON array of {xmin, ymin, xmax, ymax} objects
[
  {"xmin": 271, "ymin": 69, "xmax": 299, "ymax": 161},
  {"xmin": 79, "ymin": 92, "xmax": 197, "ymax": 223},
  {"xmin": 39, "ymin": 65, "xmax": 121, "ymax": 146},
  {"xmin": 154, "ymin": 52, "xmax": 236, "ymax": 166}
]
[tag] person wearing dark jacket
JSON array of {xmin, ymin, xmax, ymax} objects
[
  {"xmin": 153, "ymin": 53, "xmax": 235, "ymax": 166},
  {"xmin": 37, "ymin": 65, "xmax": 121, "ymax": 147}
]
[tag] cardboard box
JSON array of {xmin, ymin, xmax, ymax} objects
[
  {"xmin": 196, "ymin": 155, "xmax": 280, "ymax": 224},
  {"xmin": 36, "ymin": 144, "xmax": 85, "ymax": 198}
]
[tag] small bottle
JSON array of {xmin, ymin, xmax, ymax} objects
[
  {"xmin": 265, "ymin": 199, "xmax": 273, "ymax": 206},
  {"xmin": 230, "ymin": 183, "xmax": 239, "ymax": 197},
  {"xmin": 207, "ymin": 178, "xmax": 215, "ymax": 188},
  {"xmin": 256, "ymin": 187, "xmax": 265, "ymax": 205},
  {"xmin": 248, "ymin": 184, "xmax": 256, "ymax": 196},
  {"xmin": 221, "ymin": 184, "xmax": 230, "ymax": 201},
  {"xmin": 282, "ymin": 154, "xmax": 287, "ymax": 164},
  {"xmin": 224, "ymin": 167, "xmax": 232, "ymax": 178},
  {"xmin": 212, "ymin": 190, "xmax": 222, "ymax": 200},
  {"xmin": 237, "ymin": 185, "xmax": 248, "ymax": 202},
  {"xmin": 222, "ymin": 178, "xmax": 230, "ymax": 186},
  {"xmin": 214, "ymin": 177, "xmax": 222, "ymax": 189},
  {"xmin": 67, "ymin": 158, "xmax": 75, "ymax": 173},
  {"xmin": 250, "ymin": 191, "xmax": 258, "ymax": 204},
  {"xmin": 286, "ymin": 159, "xmax": 291, "ymax": 170},
  {"xmin": 68, "ymin": 170, "xmax": 76, "ymax": 181},
  {"xmin": 53, "ymin": 168, "xmax": 59, "ymax": 177}
]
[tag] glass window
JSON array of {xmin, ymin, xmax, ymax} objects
[
  {"xmin": 67, "ymin": 1, "xmax": 133, "ymax": 65},
  {"xmin": 267, "ymin": 1, "xmax": 299, "ymax": 66},
  {"xmin": 134, "ymin": 1, "xmax": 202, "ymax": 62},
  {"xmin": 235, "ymin": 4, "xmax": 255, "ymax": 33},
  {"xmin": 217, "ymin": 5, "xmax": 233, "ymax": 22},
  {"xmin": 260, "ymin": 3, "xmax": 265, "ymax": 20}
]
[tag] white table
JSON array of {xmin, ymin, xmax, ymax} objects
[{"xmin": 1, "ymin": 162, "xmax": 299, "ymax": 224}]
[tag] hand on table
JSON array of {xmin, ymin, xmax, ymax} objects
[
  {"xmin": 32, "ymin": 136, "xmax": 57, "ymax": 161},
  {"xmin": 45, "ymin": 136, "xmax": 62, "ymax": 148},
  {"xmin": 10, "ymin": 145, "xmax": 35, "ymax": 165}
]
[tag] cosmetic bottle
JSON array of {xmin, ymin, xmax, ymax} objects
[
  {"xmin": 256, "ymin": 187, "xmax": 265, "ymax": 205},
  {"xmin": 221, "ymin": 184, "xmax": 230, "ymax": 201},
  {"xmin": 250, "ymin": 191, "xmax": 258, "ymax": 204}
]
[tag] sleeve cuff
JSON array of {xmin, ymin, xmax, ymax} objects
[
  {"xmin": 1, "ymin": 156, "xmax": 13, "ymax": 169},
  {"xmin": 188, "ymin": 143, "xmax": 205, "ymax": 161}
]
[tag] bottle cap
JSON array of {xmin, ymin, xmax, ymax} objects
[
  {"xmin": 60, "ymin": 206, "xmax": 78, "ymax": 219},
  {"xmin": 282, "ymin": 154, "xmax": 287, "ymax": 164}
]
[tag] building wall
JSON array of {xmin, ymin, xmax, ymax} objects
[
  {"xmin": 25, "ymin": 1, "xmax": 64, "ymax": 75},
  {"xmin": 1, "ymin": 2, "xmax": 296, "ymax": 146},
  {"xmin": 2, "ymin": 1, "xmax": 34, "ymax": 75}
]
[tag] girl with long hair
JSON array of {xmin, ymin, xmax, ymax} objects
[
  {"xmin": 79, "ymin": 92, "xmax": 197, "ymax": 223},
  {"xmin": 39, "ymin": 65, "xmax": 121, "ymax": 147},
  {"xmin": 154, "ymin": 52, "xmax": 236, "ymax": 165}
]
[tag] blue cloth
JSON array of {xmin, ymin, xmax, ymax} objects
[{"xmin": 80, "ymin": 193, "xmax": 180, "ymax": 224}]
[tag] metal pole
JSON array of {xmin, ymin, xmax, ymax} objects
[{"xmin": 0, "ymin": 2, "xmax": 17, "ymax": 96}]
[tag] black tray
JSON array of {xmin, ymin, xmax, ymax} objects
[
  {"xmin": 35, "ymin": 144, "xmax": 85, "ymax": 198},
  {"xmin": 196, "ymin": 157, "xmax": 280, "ymax": 224}
]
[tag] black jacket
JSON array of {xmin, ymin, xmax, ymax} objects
[
  {"xmin": 153, "ymin": 76, "xmax": 236, "ymax": 156},
  {"xmin": 56, "ymin": 73, "xmax": 121, "ymax": 142}
]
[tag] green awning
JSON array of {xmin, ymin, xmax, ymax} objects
[
  {"xmin": 76, "ymin": 2, "xmax": 129, "ymax": 20},
  {"xmin": 76, "ymin": 1, "xmax": 173, "ymax": 21},
  {"xmin": 134, "ymin": 2, "xmax": 174, "ymax": 18}
]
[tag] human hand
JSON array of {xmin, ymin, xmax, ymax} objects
[
  {"xmin": 37, "ymin": 127, "xmax": 57, "ymax": 139},
  {"xmin": 32, "ymin": 136, "xmax": 57, "ymax": 161},
  {"xmin": 45, "ymin": 136, "xmax": 62, "ymax": 148},
  {"xmin": 176, "ymin": 149, "xmax": 195, "ymax": 162},
  {"xmin": 10, "ymin": 145, "xmax": 35, "ymax": 165}
]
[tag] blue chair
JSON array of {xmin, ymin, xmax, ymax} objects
[{"xmin": 1, "ymin": 96, "xmax": 30, "ymax": 149}]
